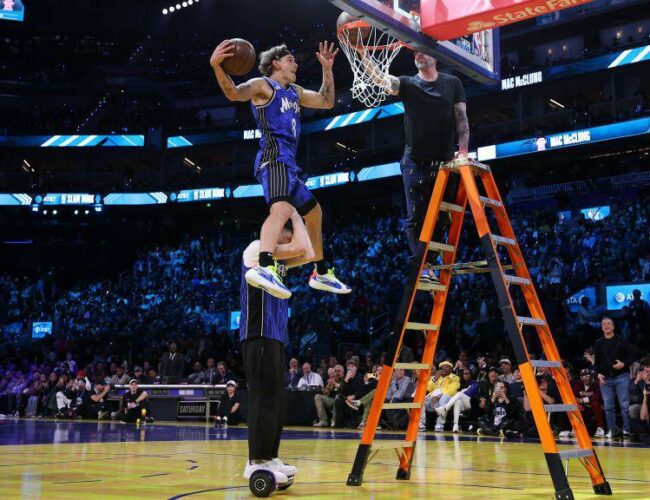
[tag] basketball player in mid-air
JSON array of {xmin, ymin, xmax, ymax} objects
[
  {"xmin": 210, "ymin": 40, "xmax": 350, "ymax": 299},
  {"xmin": 238, "ymin": 209, "xmax": 313, "ymax": 483},
  {"xmin": 359, "ymin": 48, "xmax": 469, "ymax": 283}
]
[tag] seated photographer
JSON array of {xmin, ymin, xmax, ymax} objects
[
  {"xmin": 314, "ymin": 364, "xmax": 344, "ymax": 427},
  {"xmin": 333, "ymin": 360, "xmax": 365, "ymax": 428},
  {"xmin": 476, "ymin": 381, "xmax": 520, "ymax": 437},
  {"xmin": 115, "ymin": 379, "xmax": 153, "ymax": 423},
  {"xmin": 87, "ymin": 380, "xmax": 112, "ymax": 420},
  {"xmin": 296, "ymin": 362, "xmax": 324, "ymax": 390},
  {"xmin": 216, "ymin": 380, "xmax": 242, "ymax": 426}
]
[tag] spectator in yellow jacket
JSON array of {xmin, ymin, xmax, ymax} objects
[{"xmin": 419, "ymin": 361, "xmax": 460, "ymax": 432}]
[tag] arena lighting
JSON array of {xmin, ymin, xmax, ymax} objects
[
  {"xmin": 42, "ymin": 209, "xmax": 48, "ymax": 215},
  {"xmin": 74, "ymin": 209, "xmax": 79, "ymax": 215},
  {"xmin": 84, "ymin": 209, "xmax": 90, "ymax": 215},
  {"xmin": 549, "ymin": 98, "xmax": 565, "ymax": 109},
  {"xmin": 163, "ymin": 0, "xmax": 199, "ymax": 15},
  {"xmin": 52, "ymin": 210, "xmax": 58, "ymax": 215}
]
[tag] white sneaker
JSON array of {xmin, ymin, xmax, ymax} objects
[
  {"xmin": 272, "ymin": 458, "xmax": 297, "ymax": 476},
  {"xmin": 434, "ymin": 423, "xmax": 444, "ymax": 432},
  {"xmin": 245, "ymin": 265, "xmax": 291, "ymax": 299},
  {"xmin": 594, "ymin": 427, "xmax": 605, "ymax": 438},
  {"xmin": 309, "ymin": 269, "xmax": 351, "ymax": 294},
  {"xmin": 434, "ymin": 406, "xmax": 448, "ymax": 419},
  {"xmin": 452, "ymin": 424, "xmax": 460, "ymax": 433},
  {"xmin": 222, "ymin": 417, "xmax": 228, "ymax": 428},
  {"xmin": 418, "ymin": 423, "xmax": 426, "ymax": 431},
  {"xmin": 605, "ymin": 430, "xmax": 613, "ymax": 439},
  {"xmin": 243, "ymin": 460, "xmax": 289, "ymax": 483},
  {"xmin": 559, "ymin": 430, "xmax": 575, "ymax": 438}
]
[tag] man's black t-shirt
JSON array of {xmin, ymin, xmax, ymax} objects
[
  {"xmin": 122, "ymin": 388, "xmax": 144, "ymax": 412},
  {"xmin": 398, "ymin": 73, "xmax": 466, "ymax": 162},
  {"xmin": 219, "ymin": 391, "xmax": 241, "ymax": 416}
]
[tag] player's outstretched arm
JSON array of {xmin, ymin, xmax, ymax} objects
[
  {"xmin": 209, "ymin": 40, "xmax": 268, "ymax": 102},
  {"xmin": 296, "ymin": 41, "xmax": 338, "ymax": 109},
  {"xmin": 353, "ymin": 46, "xmax": 400, "ymax": 96}
]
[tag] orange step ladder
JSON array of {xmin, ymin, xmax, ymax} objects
[{"xmin": 346, "ymin": 158, "xmax": 612, "ymax": 500}]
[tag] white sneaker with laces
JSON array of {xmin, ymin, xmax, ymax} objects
[
  {"xmin": 243, "ymin": 460, "xmax": 289, "ymax": 483},
  {"xmin": 434, "ymin": 423, "xmax": 444, "ymax": 432},
  {"xmin": 605, "ymin": 430, "xmax": 613, "ymax": 439},
  {"xmin": 434, "ymin": 406, "xmax": 448, "ymax": 419},
  {"xmin": 418, "ymin": 423, "xmax": 426, "ymax": 431},
  {"xmin": 452, "ymin": 424, "xmax": 460, "ymax": 433},
  {"xmin": 594, "ymin": 427, "xmax": 605, "ymax": 438},
  {"xmin": 272, "ymin": 458, "xmax": 297, "ymax": 476},
  {"xmin": 308, "ymin": 269, "xmax": 351, "ymax": 294},
  {"xmin": 559, "ymin": 430, "xmax": 575, "ymax": 438}
]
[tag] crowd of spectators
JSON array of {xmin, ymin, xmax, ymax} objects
[{"xmin": 0, "ymin": 188, "xmax": 648, "ymax": 433}]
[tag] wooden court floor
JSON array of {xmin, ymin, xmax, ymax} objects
[{"xmin": 1, "ymin": 420, "xmax": 649, "ymax": 499}]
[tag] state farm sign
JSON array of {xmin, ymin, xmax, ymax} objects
[{"xmin": 421, "ymin": 0, "xmax": 594, "ymax": 41}]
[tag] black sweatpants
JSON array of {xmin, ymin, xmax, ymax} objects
[
  {"xmin": 242, "ymin": 337, "xmax": 285, "ymax": 461},
  {"xmin": 401, "ymin": 154, "xmax": 459, "ymax": 256}
]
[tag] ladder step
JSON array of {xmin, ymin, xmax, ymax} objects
[
  {"xmin": 440, "ymin": 201, "xmax": 463, "ymax": 213},
  {"xmin": 491, "ymin": 234, "xmax": 516, "ymax": 246},
  {"xmin": 443, "ymin": 158, "xmax": 491, "ymax": 173},
  {"xmin": 382, "ymin": 402, "xmax": 423, "ymax": 410},
  {"xmin": 394, "ymin": 363, "xmax": 430, "ymax": 370},
  {"xmin": 371, "ymin": 440, "xmax": 415, "ymax": 450},
  {"xmin": 429, "ymin": 241, "xmax": 455, "ymax": 253},
  {"xmin": 405, "ymin": 322, "xmax": 439, "ymax": 332},
  {"xmin": 530, "ymin": 360, "xmax": 562, "ymax": 368},
  {"xmin": 558, "ymin": 449, "xmax": 594, "ymax": 460},
  {"xmin": 479, "ymin": 195, "xmax": 503, "ymax": 209},
  {"xmin": 416, "ymin": 282, "xmax": 447, "ymax": 292},
  {"xmin": 503, "ymin": 274, "xmax": 531, "ymax": 285},
  {"xmin": 544, "ymin": 404, "xmax": 578, "ymax": 413},
  {"xmin": 517, "ymin": 316, "xmax": 547, "ymax": 327}
]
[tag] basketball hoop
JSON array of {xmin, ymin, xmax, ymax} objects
[{"xmin": 337, "ymin": 16, "xmax": 403, "ymax": 108}]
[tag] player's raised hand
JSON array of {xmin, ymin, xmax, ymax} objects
[
  {"xmin": 210, "ymin": 40, "xmax": 234, "ymax": 68},
  {"xmin": 316, "ymin": 41, "xmax": 339, "ymax": 70}
]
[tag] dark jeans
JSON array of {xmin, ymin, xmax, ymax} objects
[
  {"xmin": 242, "ymin": 337, "xmax": 285, "ymax": 461},
  {"xmin": 400, "ymin": 154, "xmax": 457, "ymax": 256},
  {"xmin": 600, "ymin": 373, "xmax": 630, "ymax": 432}
]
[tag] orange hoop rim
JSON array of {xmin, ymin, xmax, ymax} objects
[{"xmin": 336, "ymin": 20, "xmax": 404, "ymax": 51}]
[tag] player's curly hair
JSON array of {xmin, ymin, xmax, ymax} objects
[{"xmin": 258, "ymin": 44, "xmax": 292, "ymax": 76}]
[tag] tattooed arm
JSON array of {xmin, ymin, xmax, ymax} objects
[{"xmin": 454, "ymin": 102, "xmax": 470, "ymax": 156}]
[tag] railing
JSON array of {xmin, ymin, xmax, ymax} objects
[{"xmin": 506, "ymin": 171, "xmax": 650, "ymax": 204}]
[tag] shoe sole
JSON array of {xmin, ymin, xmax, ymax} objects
[
  {"xmin": 308, "ymin": 279, "xmax": 351, "ymax": 294},
  {"xmin": 245, "ymin": 270, "xmax": 291, "ymax": 299}
]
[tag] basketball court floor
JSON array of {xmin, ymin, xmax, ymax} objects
[{"xmin": 1, "ymin": 419, "xmax": 648, "ymax": 499}]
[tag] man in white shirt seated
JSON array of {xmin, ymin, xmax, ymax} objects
[{"xmin": 296, "ymin": 362, "xmax": 324, "ymax": 389}]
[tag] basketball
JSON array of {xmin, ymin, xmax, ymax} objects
[
  {"xmin": 336, "ymin": 12, "xmax": 371, "ymax": 47},
  {"xmin": 221, "ymin": 38, "xmax": 256, "ymax": 76}
]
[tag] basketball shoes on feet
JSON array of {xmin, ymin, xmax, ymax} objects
[
  {"xmin": 245, "ymin": 264, "xmax": 291, "ymax": 299},
  {"xmin": 272, "ymin": 458, "xmax": 297, "ymax": 476},
  {"xmin": 308, "ymin": 268, "xmax": 351, "ymax": 294},
  {"xmin": 243, "ymin": 460, "xmax": 290, "ymax": 483}
]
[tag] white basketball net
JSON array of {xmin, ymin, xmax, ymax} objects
[{"xmin": 337, "ymin": 23, "xmax": 402, "ymax": 108}]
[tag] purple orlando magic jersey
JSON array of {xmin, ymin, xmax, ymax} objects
[
  {"xmin": 251, "ymin": 77, "xmax": 301, "ymax": 170},
  {"xmin": 239, "ymin": 241, "xmax": 289, "ymax": 345}
]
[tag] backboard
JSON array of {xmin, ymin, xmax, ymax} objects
[{"xmin": 327, "ymin": 0, "xmax": 500, "ymax": 84}]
